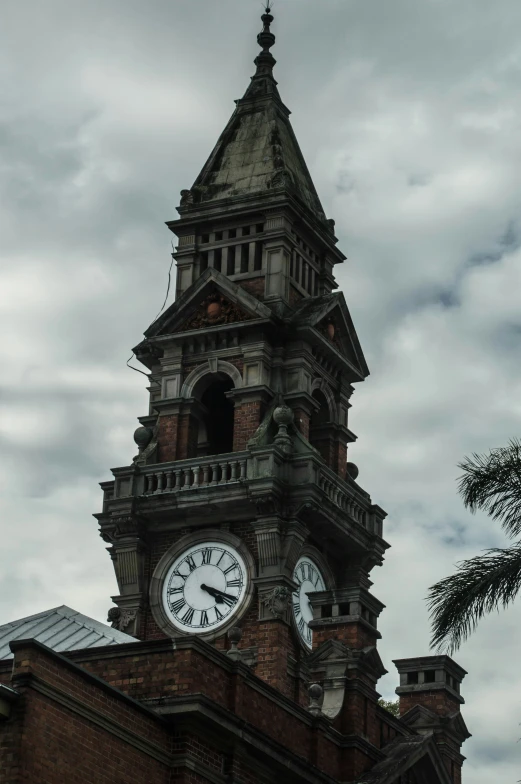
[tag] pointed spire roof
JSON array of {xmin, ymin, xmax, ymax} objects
[{"xmin": 185, "ymin": 7, "xmax": 327, "ymax": 223}]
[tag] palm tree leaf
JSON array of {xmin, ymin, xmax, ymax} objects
[
  {"xmin": 427, "ymin": 543, "xmax": 521, "ymax": 653},
  {"xmin": 458, "ymin": 438, "xmax": 521, "ymax": 539}
]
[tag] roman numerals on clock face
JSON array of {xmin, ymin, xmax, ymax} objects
[
  {"xmin": 292, "ymin": 556, "xmax": 326, "ymax": 650},
  {"xmin": 162, "ymin": 542, "xmax": 248, "ymax": 634}
]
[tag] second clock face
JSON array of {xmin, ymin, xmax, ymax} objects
[
  {"xmin": 161, "ymin": 542, "xmax": 248, "ymax": 634},
  {"xmin": 292, "ymin": 556, "xmax": 326, "ymax": 650}
]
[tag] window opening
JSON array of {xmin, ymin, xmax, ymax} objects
[
  {"xmin": 228, "ymin": 228, "xmax": 237, "ymax": 239},
  {"xmin": 214, "ymin": 248, "xmax": 222, "ymax": 272},
  {"xmin": 254, "ymin": 241, "xmax": 263, "ymax": 271},
  {"xmin": 215, "ymin": 231, "xmax": 223, "ymax": 241},
  {"xmin": 240, "ymin": 244, "xmax": 249, "ymax": 273},
  {"xmin": 242, "ymin": 225, "xmax": 251, "ymax": 236},
  {"xmin": 201, "ymin": 378, "xmax": 234, "ymax": 455},
  {"xmin": 201, "ymin": 234, "xmax": 210, "ymax": 244},
  {"xmin": 226, "ymin": 247, "xmax": 235, "ymax": 275},
  {"xmin": 256, "ymin": 223, "xmax": 264, "ymax": 233},
  {"xmin": 200, "ymin": 252, "xmax": 208, "ymax": 273}
]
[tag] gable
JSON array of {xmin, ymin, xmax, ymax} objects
[
  {"xmin": 178, "ymin": 291, "xmax": 254, "ymax": 332},
  {"xmin": 144, "ymin": 268, "xmax": 274, "ymax": 338},
  {"xmin": 291, "ymin": 293, "xmax": 370, "ymax": 380},
  {"xmin": 355, "ymin": 735, "xmax": 452, "ymax": 784}
]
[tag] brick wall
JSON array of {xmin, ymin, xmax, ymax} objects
[
  {"xmin": 238, "ymin": 277, "xmax": 265, "ymax": 300},
  {"xmin": 233, "ymin": 401, "xmax": 264, "ymax": 451},
  {"xmin": 3, "ymin": 641, "xmax": 171, "ymax": 784},
  {"xmin": 293, "ymin": 407, "xmax": 310, "ymax": 440},
  {"xmin": 71, "ymin": 638, "xmax": 347, "ymax": 781},
  {"xmin": 157, "ymin": 414, "xmax": 179, "ymax": 462},
  {"xmin": 398, "ymin": 690, "xmax": 462, "ymax": 718},
  {"xmin": 289, "ymin": 285, "xmax": 304, "ymax": 306},
  {"xmin": 312, "ymin": 622, "xmax": 378, "ymax": 651}
]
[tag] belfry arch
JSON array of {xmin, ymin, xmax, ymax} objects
[{"xmin": 181, "ymin": 361, "xmax": 244, "ymax": 458}]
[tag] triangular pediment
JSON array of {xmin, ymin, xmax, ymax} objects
[
  {"xmin": 143, "ymin": 268, "xmax": 274, "ymax": 338},
  {"xmin": 355, "ymin": 734, "xmax": 453, "ymax": 784},
  {"xmin": 291, "ymin": 293, "xmax": 370, "ymax": 381},
  {"xmin": 401, "ymin": 704, "xmax": 471, "ymax": 744},
  {"xmin": 307, "ymin": 638, "xmax": 350, "ymax": 665}
]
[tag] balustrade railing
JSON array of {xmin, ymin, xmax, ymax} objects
[
  {"xmin": 141, "ymin": 452, "xmax": 248, "ymax": 496},
  {"xmin": 318, "ymin": 469, "xmax": 370, "ymax": 529}
]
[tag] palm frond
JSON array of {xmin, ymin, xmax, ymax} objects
[
  {"xmin": 458, "ymin": 438, "xmax": 521, "ymax": 539},
  {"xmin": 427, "ymin": 543, "xmax": 521, "ymax": 653}
]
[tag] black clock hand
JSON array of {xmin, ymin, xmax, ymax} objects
[
  {"xmin": 200, "ymin": 584, "xmax": 224, "ymax": 603},
  {"xmin": 201, "ymin": 584, "xmax": 237, "ymax": 604}
]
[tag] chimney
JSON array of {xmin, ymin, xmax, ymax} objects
[{"xmin": 393, "ymin": 655, "xmax": 471, "ymax": 784}]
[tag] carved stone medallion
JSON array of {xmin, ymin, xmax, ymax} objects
[{"xmin": 178, "ymin": 292, "xmax": 253, "ymax": 332}]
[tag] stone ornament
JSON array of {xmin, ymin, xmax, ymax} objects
[
  {"xmin": 179, "ymin": 189, "xmax": 194, "ymax": 207},
  {"xmin": 273, "ymin": 403, "xmax": 294, "ymax": 453},
  {"xmin": 262, "ymin": 586, "xmax": 291, "ymax": 618},
  {"xmin": 134, "ymin": 426, "xmax": 153, "ymax": 452},
  {"xmin": 318, "ymin": 317, "xmax": 342, "ymax": 351},
  {"xmin": 227, "ymin": 626, "xmax": 243, "ymax": 661},
  {"xmin": 308, "ymin": 683, "xmax": 323, "ymax": 716},
  {"xmin": 346, "ymin": 462, "xmax": 359, "ymax": 481},
  {"xmin": 107, "ymin": 607, "xmax": 137, "ymax": 633},
  {"xmin": 178, "ymin": 292, "xmax": 253, "ymax": 332}
]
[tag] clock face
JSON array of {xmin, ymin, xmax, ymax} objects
[
  {"xmin": 161, "ymin": 541, "xmax": 248, "ymax": 634},
  {"xmin": 292, "ymin": 556, "xmax": 326, "ymax": 650}
]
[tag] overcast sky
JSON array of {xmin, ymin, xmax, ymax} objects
[{"xmin": 1, "ymin": 0, "xmax": 521, "ymax": 779}]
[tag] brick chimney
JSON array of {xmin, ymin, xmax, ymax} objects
[{"xmin": 393, "ymin": 655, "xmax": 471, "ymax": 784}]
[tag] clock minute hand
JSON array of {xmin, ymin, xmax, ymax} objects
[
  {"xmin": 200, "ymin": 584, "xmax": 223, "ymax": 603},
  {"xmin": 200, "ymin": 584, "xmax": 237, "ymax": 604}
]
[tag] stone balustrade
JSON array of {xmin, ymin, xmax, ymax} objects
[
  {"xmin": 318, "ymin": 467, "xmax": 374, "ymax": 531},
  {"xmin": 140, "ymin": 452, "xmax": 249, "ymax": 495}
]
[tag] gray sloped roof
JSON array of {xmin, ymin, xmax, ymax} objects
[{"xmin": 0, "ymin": 605, "xmax": 136, "ymax": 660}]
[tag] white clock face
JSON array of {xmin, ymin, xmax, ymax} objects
[
  {"xmin": 162, "ymin": 542, "xmax": 248, "ymax": 634},
  {"xmin": 292, "ymin": 556, "xmax": 326, "ymax": 650}
]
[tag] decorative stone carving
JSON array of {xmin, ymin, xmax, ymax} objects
[
  {"xmin": 178, "ymin": 292, "xmax": 253, "ymax": 332},
  {"xmin": 273, "ymin": 403, "xmax": 294, "ymax": 453},
  {"xmin": 346, "ymin": 462, "xmax": 359, "ymax": 481},
  {"xmin": 270, "ymin": 169, "xmax": 293, "ymax": 189},
  {"xmin": 179, "ymin": 189, "xmax": 194, "ymax": 207},
  {"xmin": 112, "ymin": 515, "xmax": 146, "ymax": 540},
  {"xmin": 261, "ymin": 586, "xmax": 290, "ymax": 618},
  {"xmin": 107, "ymin": 607, "xmax": 138, "ymax": 634},
  {"xmin": 318, "ymin": 317, "xmax": 342, "ymax": 351},
  {"xmin": 134, "ymin": 426, "xmax": 153, "ymax": 452},
  {"xmin": 227, "ymin": 626, "xmax": 243, "ymax": 662},
  {"xmin": 308, "ymin": 683, "xmax": 323, "ymax": 716}
]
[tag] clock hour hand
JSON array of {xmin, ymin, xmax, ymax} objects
[{"xmin": 200, "ymin": 584, "xmax": 237, "ymax": 604}]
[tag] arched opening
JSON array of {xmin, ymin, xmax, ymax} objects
[
  {"xmin": 309, "ymin": 389, "xmax": 332, "ymax": 465},
  {"xmin": 199, "ymin": 377, "xmax": 235, "ymax": 456}
]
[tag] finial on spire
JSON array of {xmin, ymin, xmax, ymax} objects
[
  {"xmin": 239, "ymin": 4, "xmax": 279, "ymax": 103},
  {"xmin": 257, "ymin": 5, "xmax": 275, "ymax": 54}
]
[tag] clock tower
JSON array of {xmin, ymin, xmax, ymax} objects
[
  {"xmin": 98, "ymin": 5, "xmax": 385, "ymax": 683},
  {"xmin": 90, "ymin": 9, "xmax": 470, "ymax": 782}
]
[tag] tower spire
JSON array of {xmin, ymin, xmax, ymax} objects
[{"xmin": 240, "ymin": 5, "xmax": 279, "ymax": 101}]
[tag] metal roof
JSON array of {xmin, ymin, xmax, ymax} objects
[{"xmin": 0, "ymin": 605, "xmax": 136, "ymax": 660}]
